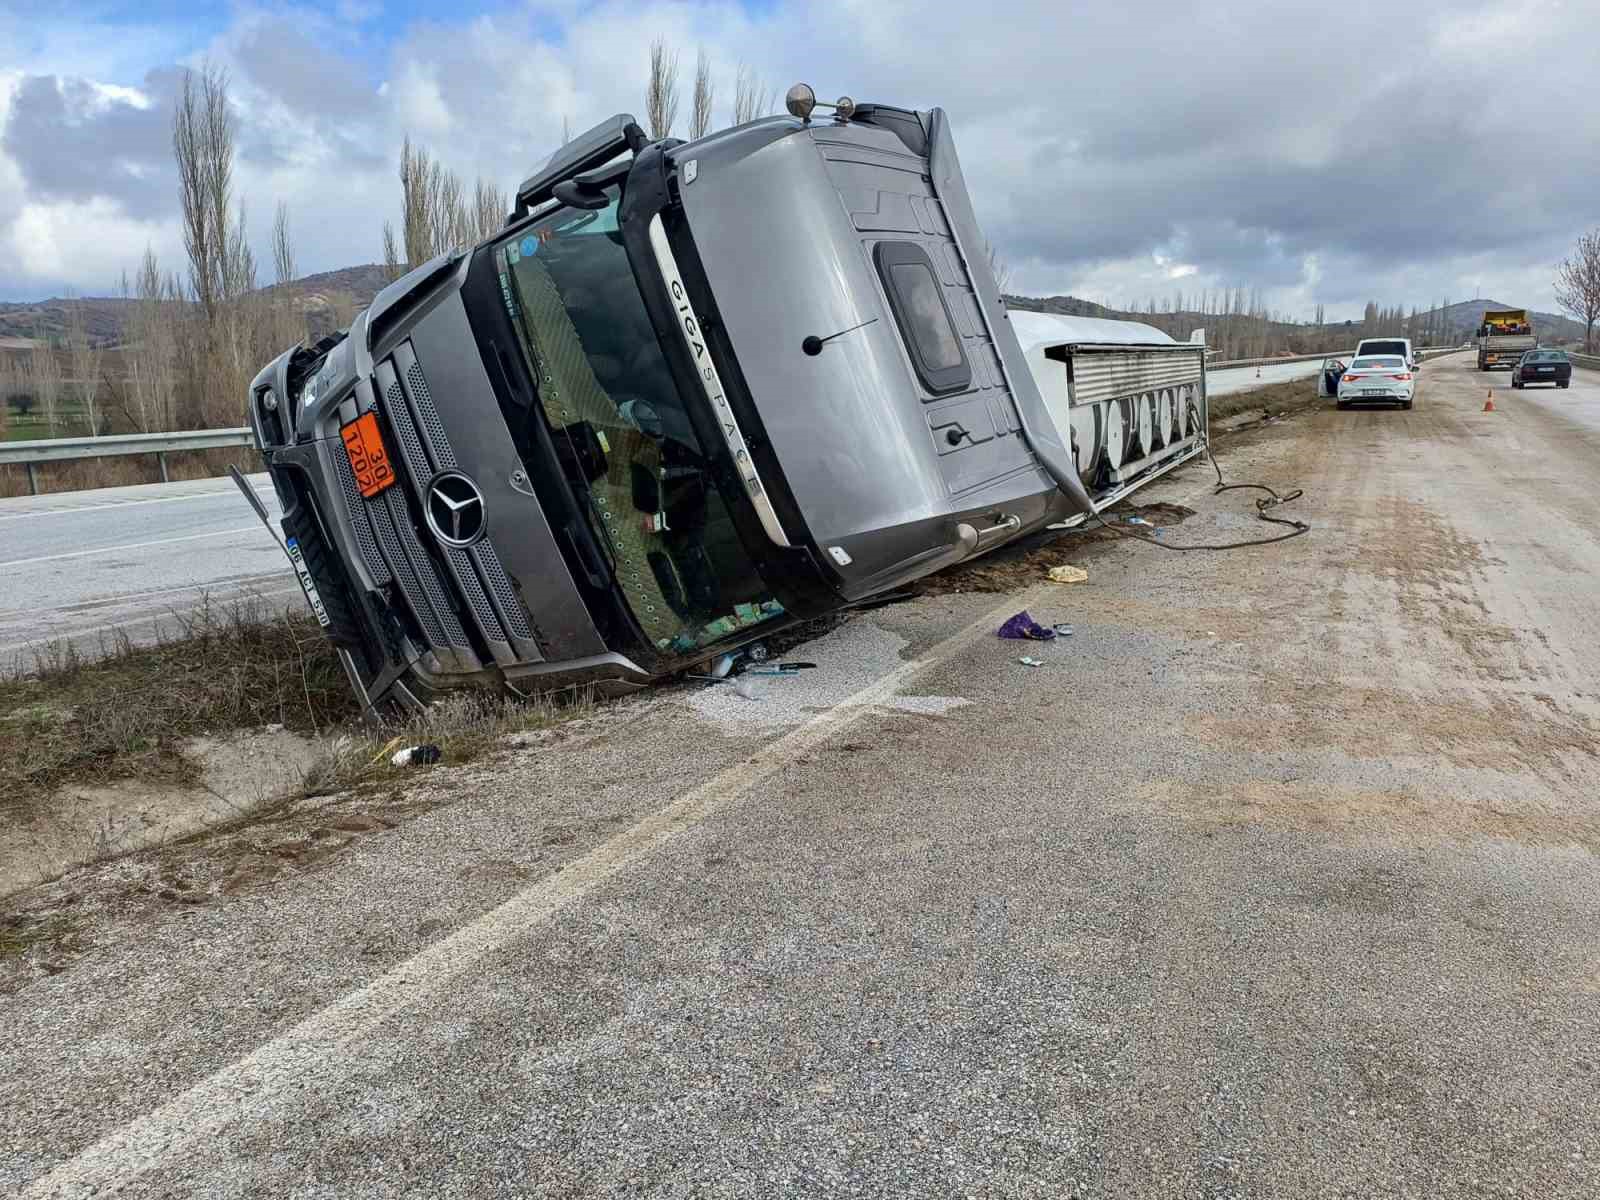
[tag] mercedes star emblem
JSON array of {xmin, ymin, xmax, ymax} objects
[{"xmin": 426, "ymin": 472, "xmax": 486, "ymax": 546}]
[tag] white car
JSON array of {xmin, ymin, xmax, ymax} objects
[
  {"xmin": 1354, "ymin": 336, "xmax": 1416, "ymax": 370},
  {"xmin": 1335, "ymin": 355, "xmax": 1414, "ymax": 410}
]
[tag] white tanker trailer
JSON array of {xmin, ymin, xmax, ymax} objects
[{"xmin": 1010, "ymin": 311, "xmax": 1208, "ymax": 517}]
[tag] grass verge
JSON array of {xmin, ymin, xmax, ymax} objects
[
  {"xmin": 2, "ymin": 598, "xmax": 357, "ymax": 810},
  {"xmin": 4, "ymin": 594, "xmax": 596, "ymax": 818}
]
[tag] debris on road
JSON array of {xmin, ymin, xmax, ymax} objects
[
  {"xmin": 997, "ymin": 611, "xmax": 1058, "ymax": 640},
  {"xmin": 1047, "ymin": 564, "xmax": 1089, "ymax": 584},
  {"xmin": 1017, "ymin": 656, "xmax": 1045, "ymax": 668},
  {"xmin": 389, "ymin": 744, "xmax": 442, "ymax": 768}
]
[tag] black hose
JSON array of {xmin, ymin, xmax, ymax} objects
[{"xmin": 1085, "ymin": 399, "xmax": 1310, "ymax": 552}]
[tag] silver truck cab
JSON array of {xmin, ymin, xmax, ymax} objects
[{"xmin": 246, "ymin": 93, "xmax": 1204, "ymax": 713}]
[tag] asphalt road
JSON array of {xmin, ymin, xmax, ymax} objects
[
  {"xmin": 0, "ymin": 474, "xmax": 288, "ymax": 661},
  {"xmin": 6, "ymin": 356, "xmax": 1600, "ymax": 1197}
]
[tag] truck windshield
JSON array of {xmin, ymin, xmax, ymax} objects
[{"xmin": 491, "ymin": 186, "xmax": 785, "ymax": 656}]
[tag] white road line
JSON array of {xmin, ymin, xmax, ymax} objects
[
  {"xmin": 0, "ymin": 587, "xmax": 304, "ymax": 657},
  {"xmin": 19, "ymin": 590, "xmax": 1035, "ymax": 1199},
  {"xmin": 0, "ymin": 484, "xmax": 273, "ymax": 523},
  {"xmin": 0, "ymin": 571, "xmax": 293, "ymax": 619},
  {"xmin": 0, "ymin": 526, "xmax": 265, "ymax": 569}
]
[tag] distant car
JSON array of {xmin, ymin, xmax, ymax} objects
[
  {"xmin": 1510, "ymin": 348, "xmax": 1572, "ymax": 389},
  {"xmin": 1336, "ymin": 355, "xmax": 1414, "ymax": 409},
  {"xmin": 1354, "ymin": 336, "xmax": 1417, "ymax": 370}
]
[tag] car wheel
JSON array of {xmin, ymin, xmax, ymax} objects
[
  {"xmin": 1336, "ymin": 400, "xmax": 1349, "ymax": 410},
  {"xmin": 1511, "ymin": 379, "xmax": 1521, "ymax": 388},
  {"xmin": 1401, "ymin": 399, "xmax": 1413, "ymax": 410},
  {"xmin": 1559, "ymin": 381, "xmax": 1570, "ymax": 389}
]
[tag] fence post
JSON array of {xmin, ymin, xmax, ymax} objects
[
  {"xmin": 157, "ymin": 451, "xmax": 169, "ymax": 483},
  {"xmin": 26, "ymin": 462, "xmax": 40, "ymax": 496}
]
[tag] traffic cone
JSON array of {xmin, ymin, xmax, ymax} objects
[{"xmin": 1483, "ymin": 391, "xmax": 1495, "ymax": 412}]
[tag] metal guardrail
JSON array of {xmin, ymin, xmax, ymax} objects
[
  {"xmin": 1211, "ymin": 346, "xmax": 1464, "ymax": 370},
  {"xmin": 0, "ymin": 427, "xmax": 255, "ymax": 495},
  {"xmin": 1571, "ymin": 352, "xmax": 1600, "ymax": 372},
  {"xmin": 0, "ymin": 346, "xmax": 1491, "ymax": 498}
]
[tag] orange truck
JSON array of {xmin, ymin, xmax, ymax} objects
[{"xmin": 1476, "ymin": 309, "xmax": 1536, "ymax": 370}]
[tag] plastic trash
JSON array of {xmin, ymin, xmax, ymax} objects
[
  {"xmin": 732, "ymin": 676, "xmax": 767, "ymax": 700},
  {"xmin": 1047, "ymin": 565, "xmax": 1088, "ymax": 584},
  {"xmin": 710, "ymin": 652, "xmax": 738, "ymax": 679},
  {"xmin": 1017, "ymin": 656, "xmax": 1044, "ymax": 668},
  {"xmin": 1053, "ymin": 623, "xmax": 1074, "ymax": 637},
  {"xmin": 390, "ymin": 744, "xmax": 442, "ymax": 768},
  {"xmin": 998, "ymin": 610, "xmax": 1057, "ymax": 640}
]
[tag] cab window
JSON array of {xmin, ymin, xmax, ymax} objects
[{"xmin": 874, "ymin": 241, "xmax": 971, "ymax": 396}]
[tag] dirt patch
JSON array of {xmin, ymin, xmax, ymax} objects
[
  {"xmin": 1184, "ymin": 679, "xmax": 1600, "ymax": 778},
  {"xmin": 1139, "ymin": 776, "xmax": 1600, "ymax": 852},
  {"xmin": 915, "ymin": 502, "xmax": 1194, "ymax": 596},
  {"xmin": 2, "ymin": 599, "xmax": 355, "ymax": 810},
  {"xmin": 1, "ymin": 727, "xmax": 324, "ymax": 898}
]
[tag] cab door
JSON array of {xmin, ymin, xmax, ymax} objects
[{"xmin": 1317, "ymin": 358, "xmax": 1344, "ymax": 397}]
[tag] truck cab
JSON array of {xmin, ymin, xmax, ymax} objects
[{"xmin": 245, "ymin": 95, "xmax": 1205, "ymax": 714}]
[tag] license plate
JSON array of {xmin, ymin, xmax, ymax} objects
[
  {"xmin": 1362, "ymin": 388, "xmax": 1387, "ymax": 396},
  {"xmin": 285, "ymin": 537, "xmax": 331, "ymax": 628},
  {"xmin": 340, "ymin": 411, "xmax": 397, "ymax": 498},
  {"xmin": 1538, "ymin": 366, "xmax": 1554, "ymax": 372}
]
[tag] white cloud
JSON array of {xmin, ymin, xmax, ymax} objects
[{"xmin": 1, "ymin": 0, "xmax": 1594, "ymax": 322}]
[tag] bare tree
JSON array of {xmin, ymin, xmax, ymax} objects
[
  {"xmin": 271, "ymin": 201, "xmax": 297, "ymax": 286},
  {"xmin": 690, "ymin": 49, "xmax": 714, "ymax": 139},
  {"xmin": 472, "ymin": 177, "xmax": 507, "ymax": 242},
  {"xmin": 173, "ymin": 64, "xmax": 236, "ymax": 326},
  {"xmin": 29, "ymin": 326, "xmax": 62, "ymax": 435},
  {"xmin": 986, "ymin": 242, "xmax": 1013, "ymax": 294},
  {"xmin": 382, "ymin": 221, "xmax": 404, "ymax": 282},
  {"xmin": 1555, "ymin": 228, "xmax": 1600, "ymax": 354},
  {"xmin": 66, "ymin": 295, "xmax": 104, "ymax": 436},
  {"xmin": 120, "ymin": 250, "xmax": 179, "ymax": 432},
  {"xmin": 731, "ymin": 63, "xmax": 775, "ymax": 126},
  {"xmin": 646, "ymin": 39, "xmax": 681, "ymax": 140}
]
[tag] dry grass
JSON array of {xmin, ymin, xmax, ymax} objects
[
  {"xmin": 3, "ymin": 594, "xmax": 597, "ymax": 817},
  {"xmin": 2, "ymin": 598, "xmax": 356, "ymax": 809},
  {"xmin": 0, "ymin": 446, "xmax": 263, "ymax": 498},
  {"xmin": 301, "ymin": 687, "xmax": 593, "ymax": 798},
  {"xmin": 1208, "ymin": 376, "xmax": 1321, "ymax": 424}
]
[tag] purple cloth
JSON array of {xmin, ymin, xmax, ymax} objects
[{"xmin": 997, "ymin": 610, "xmax": 1057, "ymax": 640}]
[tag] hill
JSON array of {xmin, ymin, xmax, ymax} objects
[{"xmin": 0, "ymin": 264, "xmax": 392, "ymax": 348}]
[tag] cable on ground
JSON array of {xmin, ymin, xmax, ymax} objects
[{"xmin": 1082, "ymin": 399, "xmax": 1310, "ymax": 552}]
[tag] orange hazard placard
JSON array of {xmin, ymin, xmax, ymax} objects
[{"xmin": 340, "ymin": 411, "xmax": 396, "ymax": 499}]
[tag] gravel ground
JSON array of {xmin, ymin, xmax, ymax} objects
[{"xmin": 5, "ymin": 358, "xmax": 1600, "ymax": 1197}]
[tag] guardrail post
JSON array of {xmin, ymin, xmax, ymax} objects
[
  {"xmin": 26, "ymin": 462, "xmax": 39, "ymax": 496},
  {"xmin": 157, "ymin": 451, "xmax": 169, "ymax": 483}
]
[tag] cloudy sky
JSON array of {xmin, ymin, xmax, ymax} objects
[{"xmin": 1, "ymin": 0, "xmax": 1594, "ymax": 319}]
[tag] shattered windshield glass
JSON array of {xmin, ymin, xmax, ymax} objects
[{"xmin": 492, "ymin": 187, "xmax": 784, "ymax": 656}]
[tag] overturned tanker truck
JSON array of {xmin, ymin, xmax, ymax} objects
[{"xmin": 243, "ymin": 85, "xmax": 1208, "ymax": 714}]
